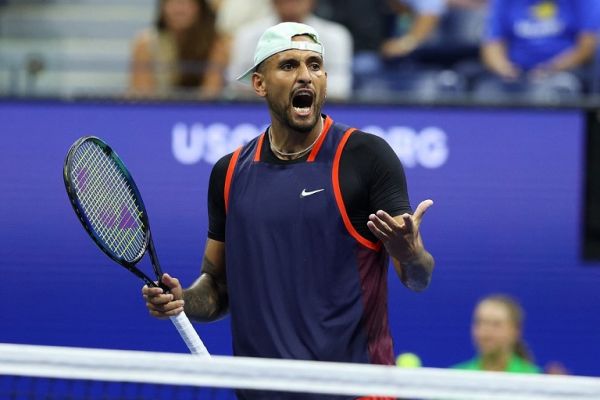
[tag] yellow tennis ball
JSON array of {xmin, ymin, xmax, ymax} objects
[{"xmin": 396, "ymin": 352, "xmax": 422, "ymax": 368}]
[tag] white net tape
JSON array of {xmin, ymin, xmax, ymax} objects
[{"xmin": 1, "ymin": 343, "xmax": 599, "ymax": 400}]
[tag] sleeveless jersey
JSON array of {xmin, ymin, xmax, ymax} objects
[{"xmin": 224, "ymin": 116, "xmax": 394, "ymax": 398}]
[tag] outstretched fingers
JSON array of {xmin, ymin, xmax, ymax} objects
[
  {"xmin": 368, "ymin": 216, "xmax": 390, "ymax": 242},
  {"xmin": 367, "ymin": 210, "xmax": 403, "ymax": 242},
  {"xmin": 401, "ymin": 213, "xmax": 414, "ymax": 233},
  {"xmin": 413, "ymin": 199, "xmax": 434, "ymax": 226},
  {"xmin": 375, "ymin": 210, "xmax": 402, "ymax": 230}
]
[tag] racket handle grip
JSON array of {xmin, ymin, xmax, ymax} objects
[{"xmin": 170, "ymin": 312, "xmax": 211, "ymax": 357}]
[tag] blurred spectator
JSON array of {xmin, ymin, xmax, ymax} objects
[
  {"xmin": 382, "ymin": 0, "xmax": 489, "ymax": 69},
  {"xmin": 315, "ymin": 0, "xmax": 392, "ymax": 61},
  {"xmin": 453, "ymin": 294, "xmax": 541, "ymax": 373},
  {"xmin": 400, "ymin": 0, "xmax": 489, "ymax": 94},
  {"xmin": 227, "ymin": 0, "xmax": 353, "ymax": 99},
  {"xmin": 317, "ymin": 0, "xmax": 467, "ymax": 99},
  {"xmin": 447, "ymin": 0, "xmax": 488, "ymax": 8},
  {"xmin": 437, "ymin": 0, "xmax": 488, "ymax": 62},
  {"xmin": 476, "ymin": 0, "xmax": 600, "ymax": 102},
  {"xmin": 215, "ymin": 0, "xmax": 274, "ymax": 37},
  {"xmin": 130, "ymin": 0, "xmax": 227, "ymax": 98},
  {"xmin": 381, "ymin": 0, "xmax": 447, "ymax": 59}
]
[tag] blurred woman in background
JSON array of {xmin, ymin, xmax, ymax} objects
[
  {"xmin": 130, "ymin": 0, "xmax": 226, "ymax": 97},
  {"xmin": 453, "ymin": 294, "xmax": 541, "ymax": 373}
]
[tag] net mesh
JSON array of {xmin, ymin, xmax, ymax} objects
[
  {"xmin": 1, "ymin": 343, "xmax": 599, "ymax": 400},
  {"xmin": 1, "ymin": 375, "xmax": 233, "ymax": 400},
  {"xmin": 69, "ymin": 140, "xmax": 146, "ymax": 262}
]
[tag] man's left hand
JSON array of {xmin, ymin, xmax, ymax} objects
[{"xmin": 367, "ymin": 199, "xmax": 433, "ymax": 263}]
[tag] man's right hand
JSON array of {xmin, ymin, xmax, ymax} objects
[{"xmin": 142, "ymin": 273, "xmax": 185, "ymax": 319}]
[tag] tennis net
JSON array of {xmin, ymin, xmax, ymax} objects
[{"xmin": 1, "ymin": 343, "xmax": 599, "ymax": 400}]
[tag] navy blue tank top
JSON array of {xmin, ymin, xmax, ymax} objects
[{"xmin": 224, "ymin": 117, "xmax": 394, "ymax": 377}]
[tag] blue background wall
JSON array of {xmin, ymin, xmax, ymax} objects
[{"xmin": 1, "ymin": 101, "xmax": 598, "ymax": 376}]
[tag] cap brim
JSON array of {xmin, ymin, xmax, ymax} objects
[
  {"xmin": 236, "ymin": 41, "xmax": 323, "ymax": 85},
  {"xmin": 236, "ymin": 66, "xmax": 255, "ymax": 85}
]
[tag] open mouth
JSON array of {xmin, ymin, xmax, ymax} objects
[{"xmin": 291, "ymin": 90, "xmax": 314, "ymax": 117}]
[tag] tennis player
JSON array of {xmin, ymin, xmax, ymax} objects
[{"xmin": 144, "ymin": 22, "xmax": 435, "ymax": 399}]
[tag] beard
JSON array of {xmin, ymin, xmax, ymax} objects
[{"xmin": 266, "ymin": 91, "xmax": 325, "ymax": 133}]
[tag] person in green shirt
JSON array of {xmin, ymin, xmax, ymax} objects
[{"xmin": 453, "ymin": 294, "xmax": 541, "ymax": 373}]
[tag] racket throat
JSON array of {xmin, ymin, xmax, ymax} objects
[{"xmin": 147, "ymin": 235, "xmax": 169, "ymax": 293}]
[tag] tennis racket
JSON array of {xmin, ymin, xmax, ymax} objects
[{"xmin": 63, "ymin": 136, "xmax": 210, "ymax": 357}]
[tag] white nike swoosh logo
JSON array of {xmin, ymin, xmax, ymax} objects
[{"xmin": 300, "ymin": 188, "xmax": 325, "ymax": 198}]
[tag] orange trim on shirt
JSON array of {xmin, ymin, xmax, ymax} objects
[
  {"xmin": 332, "ymin": 128, "xmax": 382, "ymax": 252},
  {"xmin": 224, "ymin": 147, "xmax": 242, "ymax": 214},
  {"xmin": 357, "ymin": 397, "xmax": 395, "ymax": 400},
  {"xmin": 306, "ymin": 115, "xmax": 333, "ymax": 162},
  {"xmin": 253, "ymin": 133, "xmax": 266, "ymax": 162}
]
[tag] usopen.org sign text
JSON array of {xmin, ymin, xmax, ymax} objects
[{"xmin": 172, "ymin": 122, "xmax": 448, "ymax": 169}]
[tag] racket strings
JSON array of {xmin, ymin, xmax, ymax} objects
[
  {"xmin": 77, "ymin": 146, "xmax": 145, "ymax": 260},
  {"xmin": 70, "ymin": 142, "xmax": 146, "ymax": 262},
  {"xmin": 72, "ymin": 145, "xmax": 144, "ymax": 258},
  {"xmin": 73, "ymin": 145, "xmax": 145, "ymax": 261}
]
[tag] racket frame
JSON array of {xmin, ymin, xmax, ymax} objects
[
  {"xmin": 63, "ymin": 136, "xmax": 164, "ymax": 289},
  {"xmin": 63, "ymin": 136, "xmax": 210, "ymax": 357}
]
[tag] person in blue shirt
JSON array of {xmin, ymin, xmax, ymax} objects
[{"xmin": 477, "ymin": 0, "xmax": 600, "ymax": 100}]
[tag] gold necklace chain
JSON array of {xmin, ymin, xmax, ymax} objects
[{"xmin": 268, "ymin": 119, "xmax": 324, "ymax": 159}]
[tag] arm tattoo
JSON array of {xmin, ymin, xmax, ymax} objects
[
  {"xmin": 400, "ymin": 251, "xmax": 434, "ymax": 292},
  {"xmin": 183, "ymin": 256, "xmax": 229, "ymax": 322}
]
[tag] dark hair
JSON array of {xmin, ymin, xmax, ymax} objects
[
  {"xmin": 478, "ymin": 294, "xmax": 535, "ymax": 362},
  {"xmin": 155, "ymin": 0, "xmax": 217, "ymax": 88}
]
